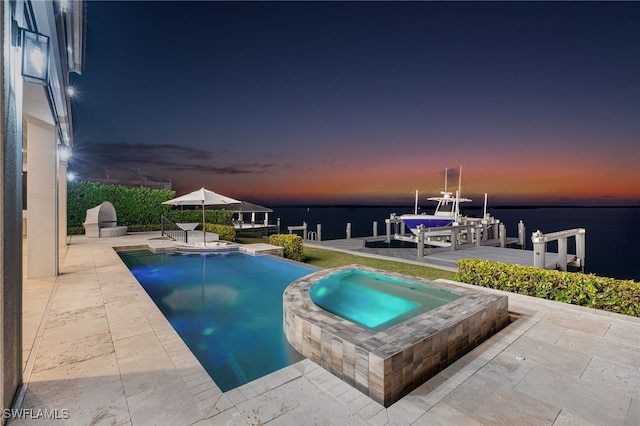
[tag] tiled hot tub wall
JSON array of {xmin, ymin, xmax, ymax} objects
[{"xmin": 283, "ymin": 265, "xmax": 510, "ymax": 407}]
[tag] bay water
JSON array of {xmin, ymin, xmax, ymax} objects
[{"xmin": 268, "ymin": 205, "xmax": 640, "ymax": 281}]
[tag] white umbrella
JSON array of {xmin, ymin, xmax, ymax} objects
[{"xmin": 163, "ymin": 187, "xmax": 240, "ymax": 245}]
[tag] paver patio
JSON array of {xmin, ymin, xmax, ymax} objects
[{"xmin": 11, "ymin": 232, "xmax": 639, "ymax": 425}]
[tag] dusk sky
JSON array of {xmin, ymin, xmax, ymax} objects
[{"xmin": 69, "ymin": 1, "xmax": 639, "ymax": 206}]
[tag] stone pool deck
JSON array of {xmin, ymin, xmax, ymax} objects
[{"xmin": 13, "ymin": 232, "xmax": 639, "ymax": 425}]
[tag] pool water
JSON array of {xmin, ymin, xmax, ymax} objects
[
  {"xmin": 117, "ymin": 249, "xmax": 317, "ymax": 391},
  {"xmin": 309, "ymin": 269, "xmax": 462, "ymax": 330}
]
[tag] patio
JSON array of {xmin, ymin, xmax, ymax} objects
[{"xmin": 14, "ymin": 232, "xmax": 639, "ymax": 425}]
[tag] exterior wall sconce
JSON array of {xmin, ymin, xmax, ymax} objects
[
  {"xmin": 58, "ymin": 143, "xmax": 71, "ymax": 163},
  {"xmin": 21, "ymin": 28, "xmax": 50, "ymax": 85}
]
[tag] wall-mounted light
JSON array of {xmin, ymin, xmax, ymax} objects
[
  {"xmin": 21, "ymin": 28, "xmax": 50, "ymax": 85},
  {"xmin": 58, "ymin": 144, "xmax": 71, "ymax": 163}
]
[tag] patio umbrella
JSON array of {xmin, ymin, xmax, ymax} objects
[{"xmin": 163, "ymin": 187, "xmax": 240, "ymax": 245}]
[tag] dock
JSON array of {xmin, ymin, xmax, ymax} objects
[
  {"xmin": 296, "ymin": 217, "xmax": 585, "ymax": 272},
  {"xmin": 305, "ymin": 238, "xmax": 576, "ymax": 271},
  {"xmin": 234, "ymin": 220, "xmax": 280, "ymax": 235}
]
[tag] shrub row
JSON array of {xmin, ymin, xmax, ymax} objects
[
  {"xmin": 269, "ymin": 234, "xmax": 304, "ymax": 261},
  {"xmin": 204, "ymin": 223, "xmax": 236, "ymax": 241},
  {"xmin": 126, "ymin": 224, "xmax": 162, "ymax": 232},
  {"xmin": 456, "ymin": 259, "xmax": 639, "ymax": 317},
  {"xmin": 164, "ymin": 209, "xmax": 233, "ymax": 226}
]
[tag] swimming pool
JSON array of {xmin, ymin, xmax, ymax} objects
[
  {"xmin": 309, "ymin": 269, "xmax": 461, "ymax": 330},
  {"xmin": 117, "ymin": 248, "xmax": 317, "ymax": 391}
]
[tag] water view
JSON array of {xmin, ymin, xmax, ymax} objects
[{"xmin": 271, "ymin": 205, "xmax": 640, "ymax": 281}]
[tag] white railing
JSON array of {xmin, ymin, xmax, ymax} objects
[{"xmin": 531, "ymin": 228, "xmax": 586, "ymax": 271}]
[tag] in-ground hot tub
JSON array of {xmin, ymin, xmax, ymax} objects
[{"xmin": 283, "ymin": 265, "xmax": 510, "ymax": 407}]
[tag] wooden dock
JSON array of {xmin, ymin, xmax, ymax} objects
[
  {"xmin": 290, "ymin": 217, "xmax": 584, "ymax": 272},
  {"xmin": 305, "ymin": 237, "xmax": 578, "ymax": 272}
]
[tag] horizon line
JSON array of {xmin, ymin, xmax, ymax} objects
[{"xmin": 262, "ymin": 203, "xmax": 640, "ymax": 209}]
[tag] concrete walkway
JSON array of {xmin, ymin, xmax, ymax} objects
[{"xmin": 13, "ymin": 232, "xmax": 639, "ymax": 425}]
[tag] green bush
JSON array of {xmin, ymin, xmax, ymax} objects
[
  {"xmin": 67, "ymin": 181, "xmax": 174, "ymax": 228},
  {"xmin": 456, "ymin": 259, "xmax": 639, "ymax": 317},
  {"xmin": 204, "ymin": 223, "xmax": 236, "ymax": 241},
  {"xmin": 236, "ymin": 231, "xmax": 264, "ymax": 239},
  {"xmin": 67, "ymin": 226, "xmax": 85, "ymax": 235},
  {"xmin": 165, "ymin": 209, "xmax": 233, "ymax": 226},
  {"xmin": 269, "ymin": 234, "xmax": 304, "ymax": 261},
  {"xmin": 126, "ymin": 224, "xmax": 162, "ymax": 232}
]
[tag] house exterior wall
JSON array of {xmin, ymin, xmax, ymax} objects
[
  {"xmin": 1, "ymin": 0, "xmax": 25, "ymax": 416},
  {"xmin": 2, "ymin": 0, "xmax": 84, "ymax": 417},
  {"xmin": 25, "ymin": 116, "xmax": 57, "ymax": 277},
  {"xmin": 59, "ymin": 162, "xmax": 67, "ymax": 253}
]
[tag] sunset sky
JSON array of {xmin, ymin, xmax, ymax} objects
[{"xmin": 69, "ymin": 1, "xmax": 639, "ymax": 206}]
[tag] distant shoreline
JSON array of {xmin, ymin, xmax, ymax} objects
[{"xmin": 268, "ymin": 204, "xmax": 640, "ymax": 209}]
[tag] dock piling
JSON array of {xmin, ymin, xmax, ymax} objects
[
  {"xmin": 451, "ymin": 228, "xmax": 458, "ymax": 251},
  {"xmin": 417, "ymin": 225, "xmax": 425, "ymax": 257},
  {"xmin": 475, "ymin": 224, "xmax": 482, "ymax": 247},
  {"xmin": 385, "ymin": 219, "xmax": 391, "ymax": 243},
  {"xmin": 576, "ymin": 229, "xmax": 586, "ymax": 271},
  {"xmin": 558, "ymin": 236, "xmax": 568, "ymax": 271},
  {"xmin": 518, "ymin": 220, "xmax": 525, "ymax": 249},
  {"xmin": 532, "ymin": 230, "xmax": 545, "ymax": 268}
]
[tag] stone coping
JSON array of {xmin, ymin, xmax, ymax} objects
[
  {"xmin": 112, "ymin": 241, "xmax": 284, "ymax": 257},
  {"xmin": 239, "ymin": 243, "xmax": 284, "ymax": 257},
  {"xmin": 284, "ymin": 264, "xmax": 510, "ymax": 358},
  {"xmin": 283, "ymin": 264, "xmax": 510, "ymax": 406}
]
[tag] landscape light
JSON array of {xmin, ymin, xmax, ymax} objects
[{"xmin": 21, "ymin": 28, "xmax": 50, "ymax": 85}]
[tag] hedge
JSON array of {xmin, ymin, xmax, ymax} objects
[
  {"xmin": 456, "ymin": 259, "xmax": 639, "ymax": 317},
  {"xmin": 67, "ymin": 182, "xmax": 235, "ymax": 235},
  {"xmin": 164, "ymin": 209, "xmax": 233, "ymax": 226},
  {"xmin": 204, "ymin": 223, "xmax": 236, "ymax": 242},
  {"xmin": 269, "ymin": 234, "xmax": 304, "ymax": 261},
  {"xmin": 68, "ymin": 181, "xmax": 174, "ymax": 228}
]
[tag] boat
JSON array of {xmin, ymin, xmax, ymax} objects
[{"xmin": 400, "ymin": 167, "xmax": 472, "ymax": 236}]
